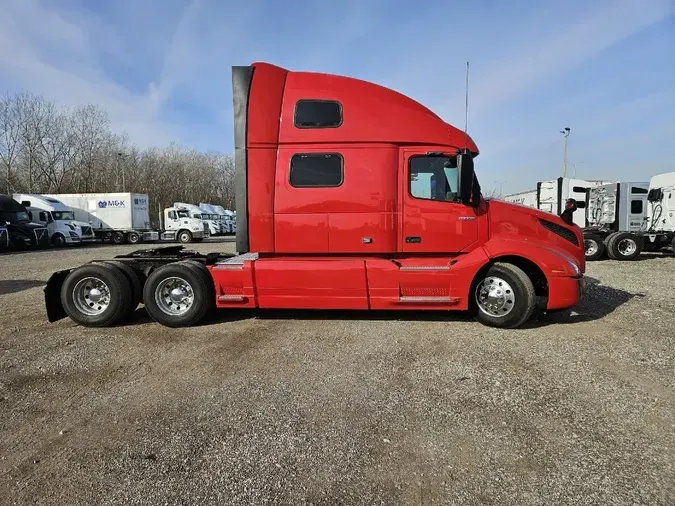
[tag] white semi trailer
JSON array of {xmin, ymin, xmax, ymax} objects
[
  {"xmin": 42, "ymin": 193, "xmax": 160, "ymax": 245},
  {"xmin": 503, "ymin": 189, "xmax": 538, "ymax": 208}
]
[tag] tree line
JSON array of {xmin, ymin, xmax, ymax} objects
[{"xmin": 0, "ymin": 91, "xmax": 236, "ymax": 223}]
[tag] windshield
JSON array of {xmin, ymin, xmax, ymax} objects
[
  {"xmin": 1, "ymin": 211, "xmax": 30, "ymax": 223},
  {"xmin": 53, "ymin": 211, "xmax": 75, "ymax": 221},
  {"xmin": 176, "ymin": 210, "xmax": 190, "ymax": 218}
]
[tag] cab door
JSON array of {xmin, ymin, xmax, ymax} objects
[{"xmin": 401, "ymin": 148, "xmax": 479, "ymax": 253}]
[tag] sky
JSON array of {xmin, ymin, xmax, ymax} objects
[{"xmin": 0, "ymin": 0, "xmax": 673, "ymax": 195}]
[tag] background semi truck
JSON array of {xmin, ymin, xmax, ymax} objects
[
  {"xmin": 175, "ymin": 202, "xmax": 219, "ymax": 236},
  {"xmin": 159, "ymin": 205, "xmax": 210, "ymax": 243},
  {"xmin": 13, "ymin": 193, "xmax": 96, "ymax": 246},
  {"xmin": 505, "ymin": 177, "xmax": 615, "ymax": 228},
  {"xmin": 582, "ymin": 182, "xmax": 649, "ymax": 261},
  {"xmin": 42, "ymin": 192, "xmax": 159, "ymax": 245},
  {"xmin": 43, "ymin": 61, "xmax": 585, "ymax": 331},
  {"xmin": 0, "ymin": 195, "xmax": 50, "ymax": 249}
]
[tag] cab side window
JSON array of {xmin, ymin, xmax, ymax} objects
[
  {"xmin": 39, "ymin": 211, "xmax": 48, "ymax": 222},
  {"xmin": 409, "ymin": 155, "xmax": 459, "ymax": 202},
  {"xmin": 168, "ymin": 211, "xmax": 177, "ymax": 220}
]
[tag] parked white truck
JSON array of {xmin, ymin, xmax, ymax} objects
[
  {"xmin": 160, "ymin": 205, "xmax": 210, "ymax": 243},
  {"xmin": 198, "ymin": 203, "xmax": 223, "ymax": 235},
  {"xmin": 42, "ymin": 193, "xmax": 160, "ymax": 245},
  {"xmin": 174, "ymin": 202, "xmax": 219, "ymax": 237},
  {"xmin": 581, "ymin": 182, "xmax": 649, "ymax": 261},
  {"xmin": 642, "ymin": 171, "xmax": 675, "ymax": 253},
  {"xmin": 221, "ymin": 208, "xmax": 236, "ymax": 234},
  {"xmin": 506, "ymin": 177, "xmax": 615, "ymax": 228},
  {"xmin": 13, "ymin": 194, "xmax": 96, "ymax": 246}
]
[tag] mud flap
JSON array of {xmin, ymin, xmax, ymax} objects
[{"xmin": 44, "ymin": 269, "xmax": 71, "ymax": 322}]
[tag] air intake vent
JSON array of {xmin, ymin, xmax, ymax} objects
[{"xmin": 538, "ymin": 218, "xmax": 579, "ymax": 246}]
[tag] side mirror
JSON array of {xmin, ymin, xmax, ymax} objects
[
  {"xmin": 457, "ymin": 150, "xmax": 475, "ymax": 207},
  {"xmin": 560, "ymin": 198, "xmax": 577, "ymax": 225}
]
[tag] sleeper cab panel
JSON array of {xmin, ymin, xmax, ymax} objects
[
  {"xmin": 253, "ymin": 258, "xmax": 368, "ymax": 309},
  {"xmin": 247, "ymin": 148, "xmax": 277, "ymax": 253},
  {"xmin": 328, "ymin": 212, "xmax": 397, "ymax": 253},
  {"xmin": 275, "ymin": 214, "xmax": 329, "ymax": 252},
  {"xmin": 273, "ymin": 146, "xmax": 398, "ymax": 254}
]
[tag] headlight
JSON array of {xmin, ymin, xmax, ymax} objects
[{"xmin": 566, "ymin": 258, "xmax": 581, "ymax": 277}]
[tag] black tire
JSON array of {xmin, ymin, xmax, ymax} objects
[
  {"xmin": 111, "ymin": 232, "xmax": 126, "ymax": 245},
  {"xmin": 99, "ymin": 260, "xmax": 144, "ymax": 313},
  {"xmin": 143, "ymin": 263, "xmax": 214, "ymax": 327},
  {"xmin": 52, "ymin": 234, "xmax": 66, "ymax": 247},
  {"xmin": 607, "ymin": 232, "xmax": 642, "ymax": 261},
  {"xmin": 177, "ymin": 230, "xmax": 192, "ymax": 244},
  {"xmin": 177, "ymin": 260, "xmax": 216, "ymax": 315},
  {"xmin": 472, "ymin": 262, "xmax": 536, "ymax": 329},
  {"xmin": 60, "ymin": 263, "xmax": 132, "ymax": 327},
  {"xmin": 126, "ymin": 231, "xmax": 141, "ymax": 244},
  {"xmin": 583, "ymin": 233, "xmax": 605, "ymax": 261}
]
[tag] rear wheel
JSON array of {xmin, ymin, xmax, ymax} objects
[
  {"xmin": 61, "ymin": 263, "xmax": 131, "ymax": 327},
  {"xmin": 472, "ymin": 262, "xmax": 536, "ymax": 329},
  {"xmin": 143, "ymin": 263, "xmax": 214, "ymax": 327},
  {"xmin": 111, "ymin": 232, "xmax": 126, "ymax": 245},
  {"xmin": 99, "ymin": 260, "xmax": 144, "ymax": 314},
  {"xmin": 583, "ymin": 232, "xmax": 605, "ymax": 261},
  {"xmin": 126, "ymin": 231, "xmax": 141, "ymax": 244},
  {"xmin": 607, "ymin": 232, "xmax": 641, "ymax": 261}
]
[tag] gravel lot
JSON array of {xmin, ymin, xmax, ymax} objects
[{"xmin": 1, "ymin": 242, "xmax": 674, "ymax": 505}]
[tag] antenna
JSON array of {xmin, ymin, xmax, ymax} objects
[{"xmin": 464, "ymin": 61, "xmax": 469, "ymax": 152}]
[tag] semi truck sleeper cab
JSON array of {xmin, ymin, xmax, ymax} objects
[{"xmin": 43, "ymin": 62, "xmax": 585, "ymax": 330}]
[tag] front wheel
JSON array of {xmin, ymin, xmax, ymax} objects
[
  {"xmin": 178, "ymin": 230, "xmax": 192, "ymax": 244},
  {"xmin": 473, "ymin": 263, "xmax": 536, "ymax": 329}
]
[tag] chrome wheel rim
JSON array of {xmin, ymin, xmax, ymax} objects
[
  {"xmin": 617, "ymin": 238, "xmax": 637, "ymax": 256},
  {"xmin": 585, "ymin": 239, "xmax": 598, "ymax": 256},
  {"xmin": 155, "ymin": 276, "xmax": 194, "ymax": 316},
  {"xmin": 475, "ymin": 276, "xmax": 515, "ymax": 317},
  {"xmin": 73, "ymin": 277, "xmax": 111, "ymax": 315}
]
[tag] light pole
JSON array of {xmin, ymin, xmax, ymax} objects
[
  {"xmin": 560, "ymin": 127, "xmax": 570, "ymax": 178},
  {"xmin": 117, "ymin": 152, "xmax": 126, "ymax": 192},
  {"xmin": 493, "ymin": 180, "xmax": 506, "ymax": 197}
]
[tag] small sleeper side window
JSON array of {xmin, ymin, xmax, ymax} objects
[
  {"xmin": 631, "ymin": 200, "xmax": 643, "ymax": 214},
  {"xmin": 290, "ymin": 153, "xmax": 343, "ymax": 188},
  {"xmin": 294, "ymin": 100, "xmax": 342, "ymax": 128}
]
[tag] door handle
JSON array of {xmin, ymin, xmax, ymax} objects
[{"xmin": 405, "ymin": 236, "xmax": 421, "ymax": 243}]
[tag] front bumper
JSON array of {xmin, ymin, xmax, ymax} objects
[{"xmin": 547, "ymin": 275, "xmax": 584, "ymax": 311}]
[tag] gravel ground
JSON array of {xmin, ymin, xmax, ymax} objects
[{"xmin": 0, "ymin": 243, "xmax": 674, "ymax": 505}]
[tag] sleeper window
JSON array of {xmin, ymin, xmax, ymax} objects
[{"xmin": 290, "ymin": 153, "xmax": 343, "ymax": 187}]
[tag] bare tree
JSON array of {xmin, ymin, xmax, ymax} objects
[
  {"xmin": 0, "ymin": 93, "xmax": 23, "ymax": 193},
  {"xmin": 0, "ymin": 90, "xmax": 238, "ymax": 214}
]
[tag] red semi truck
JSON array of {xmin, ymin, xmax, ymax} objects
[{"xmin": 43, "ymin": 62, "xmax": 585, "ymax": 330}]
